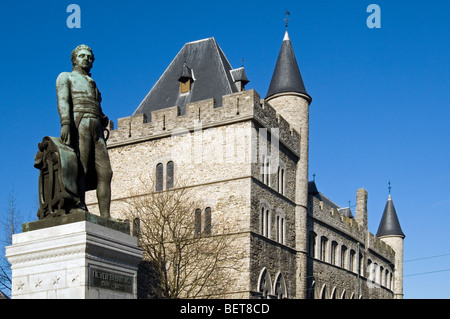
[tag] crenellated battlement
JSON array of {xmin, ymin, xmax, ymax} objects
[
  {"xmin": 309, "ymin": 195, "xmax": 365, "ymax": 240},
  {"xmin": 107, "ymin": 89, "xmax": 300, "ymax": 154},
  {"xmin": 368, "ymin": 233, "xmax": 395, "ymax": 261},
  {"xmin": 309, "ymin": 194, "xmax": 396, "ymax": 263}
]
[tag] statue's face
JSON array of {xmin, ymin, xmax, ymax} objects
[{"xmin": 74, "ymin": 49, "xmax": 94, "ymax": 71}]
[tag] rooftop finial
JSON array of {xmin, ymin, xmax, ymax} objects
[
  {"xmin": 284, "ymin": 9, "xmax": 290, "ymax": 30},
  {"xmin": 388, "ymin": 181, "xmax": 392, "ymax": 195}
]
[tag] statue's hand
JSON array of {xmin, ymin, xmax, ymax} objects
[{"xmin": 61, "ymin": 124, "xmax": 71, "ymax": 145}]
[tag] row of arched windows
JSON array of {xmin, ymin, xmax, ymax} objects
[
  {"xmin": 367, "ymin": 259, "xmax": 394, "ymax": 289},
  {"xmin": 195, "ymin": 207, "xmax": 212, "ymax": 237},
  {"xmin": 312, "ymin": 283, "xmax": 361, "ymax": 299},
  {"xmin": 308, "ymin": 232, "xmax": 363, "ymax": 275},
  {"xmin": 257, "ymin": 268, "xmax": 287, "ymax": 299},
  {"xmin": 156, "ymin": 161, "xmax": 174, "ymax": 191},
  {"xmin": 308, "ymin": 231, "xmax": 394, "ymax": 290},
  {"xmin": 260, "ymin": 156, "xmax": 286, "ymax": 196}
]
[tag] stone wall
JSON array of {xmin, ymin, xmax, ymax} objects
[{"xmin": 85, "ymin": 89, "xmax": 400, "ymax": 299}]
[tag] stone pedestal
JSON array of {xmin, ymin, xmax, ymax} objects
[{"xmin": 5, "ymin": 215, "xmax": 142, "ymax": 299}]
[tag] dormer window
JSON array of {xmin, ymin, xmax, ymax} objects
[
  {"xmin": 230, "ymin": 67, "xmax": 249, "ymax": 92},
  {"xmin": 179, "ymin": 62, "xmax": 194, "ymax": 93}
]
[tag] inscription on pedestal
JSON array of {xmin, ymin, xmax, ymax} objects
[{"xmin": 89, "ymin": 268, "xmax": 133, "ymax": 293}]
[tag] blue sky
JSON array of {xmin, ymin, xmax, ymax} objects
[{"xmin": 0, "ymin": 0, "xmax": 449, "ymax": 299}]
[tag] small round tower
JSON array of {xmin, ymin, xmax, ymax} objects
[
  {"xmin": 265, "ymin": 30, "xmax": 312, "ymax": 298},
  {"xmin": 376, "ymin": 194, "xmax": 405, "ymax": 299}
]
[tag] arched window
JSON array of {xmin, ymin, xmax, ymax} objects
[
  {"xmin": 308, "ymin": 232, "xmax": 317, "ymax": 258},
  {"xmin": 359, "ymin": 253, "xmax": 364, "ymax": 276},
  {"xmin": 367, "ymin": 259, "xmax": 373, "ymax": 281},
  {"xmin": 277, "ymin": 164, "xmax": 286, "ymax": 195},
  {"xmin": 275, "ymin": 209, "xmax": 285, "ymax": 244},
  {"xmin": 166, "ymin": 161, "xmax": 174, "ymax": 190},
  {"xmin": 204, "ymin": 207, "xmax": 211, "ymax": 235},
  {"xmin": 341, "ymin": 245, "xmax": 348, "ymax": 269},
  {"xmin": 258, "ymin": 268, "xmax": 272, "ymax": 299},
  {"xmin": 194, "ymin": 208, "xmax": 202, "ymax": 237},
  {"xmin": 261, "ymin": 155, "xmax": 271, "ymax": 186},
  {"xmin": 274, "ymin": 273, "xmax": 287, "ymax": 299},
  {"xmin": 331, "ymin": 241, "xmax": 338, "ymax": 265},
  {"xmin": 156, "ymin": 163, "xmax": 164, "ymax": 191},
  {"xmin": 320, "ymin": 285, "xmax": 327, "ymax": 299},
  {"xmin": 132, "ymin": 217, "xmax": 140, "ymax": 237},
  {"xmin": 330, "ymin": 287, "xmax": 337, "ymax": 299},
  {"xmin": 375, "ymin": 263, "xmax": 380, "ymax": 285},
  {"xmin": 349, "ymin": 249, "xmax": 356, "ymax": 272},
  {"xmin": 320, "ymin": 236, "xmax": 328, "ymax": 262},
  {"xmin": 259, "ymin": 201, "xmax": 271, "ymax": 238}
]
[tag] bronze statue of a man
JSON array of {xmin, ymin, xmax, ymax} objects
[{"xmin": 56, "ymin": 44, "xmax": 112, "ymax": 218}]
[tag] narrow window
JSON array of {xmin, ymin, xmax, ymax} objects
[
  {"xmin": 258, "ymin": 269, "xmax": 272, "ymax": 299},
  {"xmin": 309, "ymin": 232, "xmax": 317, "ymax": 258},
  {"xmin": 166, "ymin": 161, "xmax": 174, "ymax": 190},
  {"xmin": 331, "ymin": 241, "xmax": 338, "ymax": 265},
  {"xmin": 132, "ymin": 218, "xmax": 140, "ymax": 237},
  {"xmin": 204, "ymin": 207, "xmax": 211, "ymax": 235},
  {"xmin": 320, "ymin": 237, "xmax": 328, "ymax": 262},
  {"xmin": 156, "ymin": 163, "xmax": 164, "ymax": 191},
  {"xmin": 260, "ymin": 206, "xmax": 264, "ymax": 235},
  {"xmin": 277, "ymin": 166, "xmax": 281, "ymax": 192},
  {"xmin": 261, "ymin": 155, "xmax": 266, "ymax": 184},
  {"xmin": 265, "ymin": 158, "xmax": 270, "ymax": 185},
  {"xmin": 265, "ymin": 209, "xmax": 270, "ymax": 238},
  {"xmin": 349, "ymin": 250, "xmax": 356, "ymax": 272},
  {"xmin": 195, "ymin": 209, "xmax": 202, "ymax": 237},
  {"xmin": 276, "ymin": 216, "xmax": 280, "ymax": 242},
  {"xmin": 341, "ymin": 246, "xmax": 348, "ymax": 269}
]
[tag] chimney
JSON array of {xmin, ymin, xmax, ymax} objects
[{"xmin": 355, "ymin": 188, "xmax": 368, "ymax": 229}]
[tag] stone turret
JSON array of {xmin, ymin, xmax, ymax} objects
[
  {"xmin": 265, "ymin": 30, "xmax": 311, "ymax": 298},
  {"xmin": 376, "ymin": 194, "xmax": 405, "ymax": 299}
]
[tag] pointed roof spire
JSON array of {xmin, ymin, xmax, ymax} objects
[
  {"xmin": 266, "ymin": 30, "xmax": 311, "ymax": 102},
  {"xmin": 376, "ymin": 194, "xmax": 405, "ymax": 238}
]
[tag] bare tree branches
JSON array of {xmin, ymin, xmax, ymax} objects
[
  {"xmin": 1, "ymin": 191, "xmax": 22, "ymax": 296},
  {"xmin": 121, "ymin": 178, "xmax": 241, "ymax": 299}
]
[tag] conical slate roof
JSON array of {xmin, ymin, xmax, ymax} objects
[
  {"xmin": 376, "ymin": 195, "xmax": 405, "ymax": 238},
  {"xmin": 266, "ymin": 31, "xmax": 311, "ymax": 101},
  {"xmin": 133, "ymin": 37, "xmax": 240, "ymax": 119}
]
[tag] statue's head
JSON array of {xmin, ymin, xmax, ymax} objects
[{"xmin": 71, "ymin": 44, "xmax": 95, "ymax": 71}]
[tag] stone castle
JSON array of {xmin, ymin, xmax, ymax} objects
[{"xmin": 86, "ymin": 30, "xmax": 405, "ymax": 299}]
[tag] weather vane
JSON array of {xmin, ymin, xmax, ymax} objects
[
  {"xmin": 284, "ymin": 9, "xmax": 290, "ymax": 30},
  {"xmin": 388, "ymin": 181, "xmax": 392, "ymax": 195}
]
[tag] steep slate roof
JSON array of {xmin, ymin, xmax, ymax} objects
[
  {"xmin": 266, "ymin": 31, "xmax": 311, "ymax": 101},
  {"xmin": 133, "ymin": 37, "xmax": 240, "ymax": 120},
  {"xmin": 376, "ymin": 195, "xmax": 405, "ymax": 238}
]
